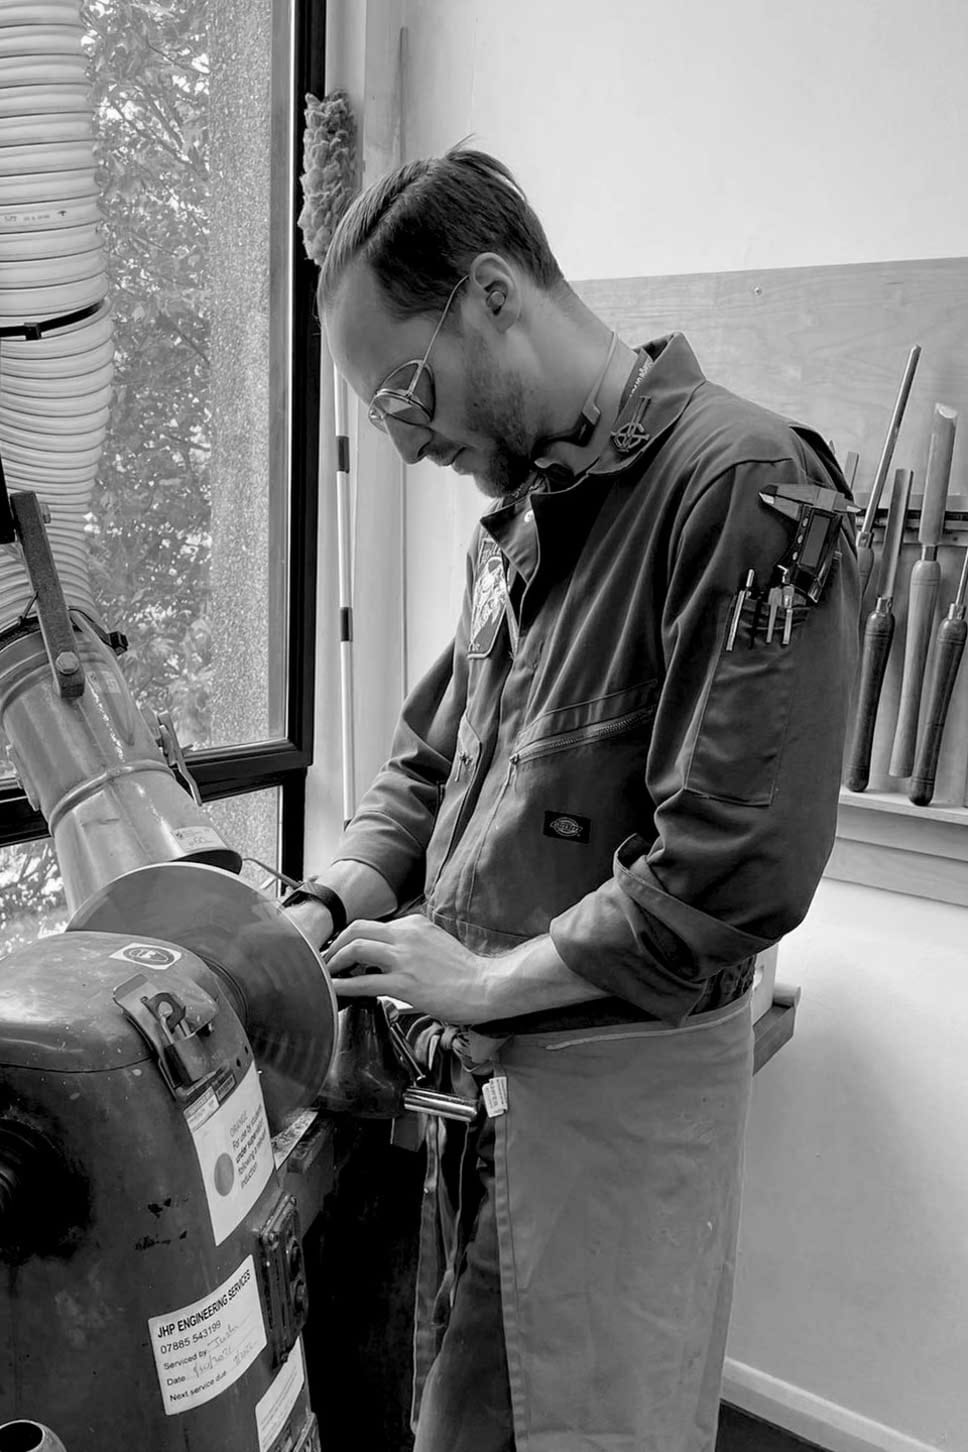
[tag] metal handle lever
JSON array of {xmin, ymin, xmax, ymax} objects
[
  {"xmin": 8, "ymin": 491, "xmax": 85, "ymax": 699},
  {"xmin": 402, "ymin": 1086, "xmax": 479, "ymax": 1123}
]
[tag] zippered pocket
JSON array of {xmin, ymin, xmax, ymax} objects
[
  {"xmin": 454, "ymin": 688, "xmax": 660, "ymax": 935},
  {"xmin": 509, "ymin": 701, "xmax": 658, "ymax": 768},
  {"xmin": 425, "ymin": 713, "xmax": 484, "ymax": 891}
]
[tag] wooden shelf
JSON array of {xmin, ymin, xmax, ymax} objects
[
  {"xmin": 838, "ymin": 787, "xmax": 968, "ymax": 826},
  {"xmin": 830, "ymin": 789, "xmax": 968, "ymax": 907}
]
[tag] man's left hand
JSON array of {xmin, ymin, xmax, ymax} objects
[{"xmin": 323, "ymin": 914, "xmax": 494, "ymax": 1023}]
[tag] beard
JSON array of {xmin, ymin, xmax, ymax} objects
[{"xmin": 461, "ymin": 345, "xmax": 535, "ymax": 500}]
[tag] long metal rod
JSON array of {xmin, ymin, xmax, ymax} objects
[
  {"xmin": 855, "ymin": 345, "xmax": 921, "ymax": 608},
  {"xmin": 403, "ymin": 1086, "xmax": 479, "ymax": 1123},
  {"xmin": 859, "ymin": 345, "xmax": 922, "ymax": 542},
  {"xmin": 333, "ymin": 365, "xmax": 356, "ymax": 828}
]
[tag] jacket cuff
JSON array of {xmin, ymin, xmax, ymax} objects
[{"xmin": 549, "ymin": 835, "xmax": 771, "ymax": 1024}]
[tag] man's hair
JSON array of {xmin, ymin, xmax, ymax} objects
[{"xmin": 318, "ymin": 145, "xmax": 565, "ymax": 318}]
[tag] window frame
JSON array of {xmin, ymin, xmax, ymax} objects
[{"xmin": 0, "ymin": 0, "xmax": 325, "ymax": 885}]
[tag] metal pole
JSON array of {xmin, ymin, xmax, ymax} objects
[{"xmin": 333, "ymin": 365, "xmax": 356, "ymax": 827}]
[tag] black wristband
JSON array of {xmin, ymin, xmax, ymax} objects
[{"xmin": 280, "ymin": 881, "xmax": 347, "ymax": 936}]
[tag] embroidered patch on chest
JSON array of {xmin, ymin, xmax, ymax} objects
[
  {"xmin": 542, "ymin": 811, "xmax": 591, "ymax": 844},
  {"xmin": 467, "ymin": 543, "xmax": 507, "ymax": 659}
]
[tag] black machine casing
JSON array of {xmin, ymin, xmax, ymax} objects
[{"xmin": 0, "ymin": 929, "xmax": 322, "ymax": 1451}]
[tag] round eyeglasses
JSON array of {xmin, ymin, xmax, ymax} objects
[{"xmin": 367, "ymin": 275, "xmax": 468, "ymax": 433}]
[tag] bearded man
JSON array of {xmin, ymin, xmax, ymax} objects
[{"xmin": 284, "ymin": 146, "xmax": 858, "ymax": 1452}]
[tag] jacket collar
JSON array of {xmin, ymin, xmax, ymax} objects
[
  {"xmin": 481, "ymin": 332, "xmax": 706, "ymax": 561},
  {"xmin": 591, "ymin": 331, "xmax": 706, "ymax": 479}
]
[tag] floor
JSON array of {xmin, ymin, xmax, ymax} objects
[{"xmin": 718, "ymin": 1404, "xmax": 828, "ymax": 1452}]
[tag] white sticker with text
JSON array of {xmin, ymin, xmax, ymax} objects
[
  {"xmin": 256, "ymin": 1338, "xmax": 306, "ymax": 1451},
  {"xmin": 148, "ymin": 1256, "xmax": 267, "ymax": 1415},
  {"xmin": 185, "ymin": 1060, "xmax": 273, "ymax": 1245},
  {"xmin": 173, "ymin": 825, "xmax": 229, "ymax": 852}
]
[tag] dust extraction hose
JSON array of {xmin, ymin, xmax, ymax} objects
[{"xmin": 0, "ymin": 0, "xmax": 113, "ymax": 633}]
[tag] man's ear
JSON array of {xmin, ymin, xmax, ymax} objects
[{"xmin": 467, "ymin": 252, "xmax": 519, "ymax": 330}]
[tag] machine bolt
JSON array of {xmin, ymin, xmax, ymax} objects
[{"xmin": 55, "ymin": 651, "xmax": 80, "ymax": 676}]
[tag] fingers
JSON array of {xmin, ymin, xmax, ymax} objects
[
  {"xmin": 321, "ymin": 915, "xmax": 432, "ymax": 1010},
  {"xmin": 324, "ymin": 937, "xmax": 397, "ymax": 978},
  {"xmin": 335, "ymin": 974, "xmax": 408, "ymax": 1000},
  {"xmin": 329, "ymin": 918, "xmax": 401, "ymax": 949},
  {"xmin": 322, "ymin": 915, "xmax": 423, "ymax": 970}
]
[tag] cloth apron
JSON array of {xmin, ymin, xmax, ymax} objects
[{"xmin": 413, "ymin": 991, "xmax": 754, "ymax": 1452}]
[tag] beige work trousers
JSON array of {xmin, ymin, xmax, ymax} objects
[{"xmin": 445, "ymin": 991, "xmax": 755, "ymax": 1451}]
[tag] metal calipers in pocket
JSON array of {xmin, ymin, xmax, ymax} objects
[{"xmin": 726, "ymin": 482, "xmax": 859, "ymax": 652}]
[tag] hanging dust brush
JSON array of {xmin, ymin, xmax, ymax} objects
[{"xmin": 297, "ymin": 89, "xmax": 358, "ymax": 265}]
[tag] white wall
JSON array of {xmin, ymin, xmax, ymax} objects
[
  {"xmin": 398, "ymin": 0, "xmax": 968, "ymax": 282},
  {"xmin": 314, "ymin": 3, "xmax": 968, "ymax": 1445},
  {"xmin": 733, "ymin": 880, "xmax": 968, "ymax": 1451}
]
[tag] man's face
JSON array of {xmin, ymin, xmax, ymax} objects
[{"xmin": 325, "ymin": 261, "xmax": 536, "ymax": 498}]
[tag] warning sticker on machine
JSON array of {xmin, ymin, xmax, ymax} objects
[
  {"xmin": 185, "ymin": 1059, "xmax": 273, "ymax": 1246},
  {"xmin": 108, "ymin": 942, "xmax": 183, "ymax": 968},
  {"xmin": 256, "ymin": 1338, "xmax": 306, "ymax": 1451},
  {"xmin": 148, "ymin": 1256, "xmax": 267, "ymax": 1415}
]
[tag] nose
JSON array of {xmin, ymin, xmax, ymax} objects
[{"xmin": 383, "ymin": 415, "xmax": 433, "ymax": 466}]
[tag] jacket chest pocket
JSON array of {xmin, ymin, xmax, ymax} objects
[
  {"xmin": 467, "ymin": 686, "xmax": 660, "ymax": 932},
  {"xmin": 425, "ymin": 712, "xmax": 483, "ymax": 889}
]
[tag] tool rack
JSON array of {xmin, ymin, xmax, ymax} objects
[{"xmin": 848, "ymin": 491, "xmax": 968, "ymax": 809}]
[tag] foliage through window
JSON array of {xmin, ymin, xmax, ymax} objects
[
  {"xmin": 82, "ymin": 0, "xmax": 214, "ymax": 745},
  {"xmin": 0, "ymin": 0, "xmax": 318, "ymax": 953}
]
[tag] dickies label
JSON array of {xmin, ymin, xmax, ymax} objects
[{"xmin": 543, "ymin": 811, "xmax": 591, "ymax": 844}]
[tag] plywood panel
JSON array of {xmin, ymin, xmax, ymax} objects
[
  {"xmin": 575, "ymin": 258, "xmax": 968, "ymax": 481},
  {"xmin": 575, "ymin": 259, "xmax": 968, "ymax": 816}
]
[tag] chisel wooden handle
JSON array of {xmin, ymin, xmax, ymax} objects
[
  {"xmin": 889, "ymin": 557, "xmax": 941, "ymax": 775},
  {"xmin": 844, "ymin": 606, "xmax": 895, "ymax": 791},
  {"xmin": 888, "ymin": 404, "xmax": 957, "ymax": 776},
  {"xmin": 909, "ymin": 608, "xmax": 968, "ymax": 805}
]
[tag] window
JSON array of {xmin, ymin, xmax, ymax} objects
[{"xmin": 0, "ymin": 0, "xmax": 324, "ymax": 953}]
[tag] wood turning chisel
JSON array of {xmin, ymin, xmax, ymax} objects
[
  {"xmin": 856, "ymin": 345, "xmax": 921, "ymax": 609},
  {"xmin": 888, "ymin": 404, "xmax": 957, "ymax": 776},
  {"xmin": 843, "ymin": 450, "xmax": 860, "ymax": 492},
  {"xmin": 908, "ymin": 543, "xmax": 968, "ymax": 806},
  {"xmin": 844, "ymin": 466, "xmax": 914, "ymax": 792}
]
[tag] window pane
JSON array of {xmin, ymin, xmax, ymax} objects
[
  {"xmin": 80, "ymin": 0, "xmax": 292, "ymax": 753},
  {"xmin": 0, "ymin": 841, "xmax": 67, "ymax": 960},
  {"xmin": 204, "ymin": 788, "xmax": 283, "ymax": 895},
  {"xmin": 0, "ymin": 789, "xmax": 281, "ymax": 959}
]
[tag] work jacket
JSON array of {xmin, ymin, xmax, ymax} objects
[{"xmin": 337, "ymin": 333, "xmax": 859, "ymax": 1027}]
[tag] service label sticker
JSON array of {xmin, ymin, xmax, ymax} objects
[
  {"xmin": 256, "ymin": 1337, "xmax": 306, "ymax": 1452},
  {"xmin": 148, "ymin": 1256, "xmax": 267, "ymax": 1415},
  {"xmin": 173, "ymin": 825, "xmax": 228, "ymax": 852},
  {"xmin": 185, "ymin": 1060, "xmax": 273, "ymax": 1246}
]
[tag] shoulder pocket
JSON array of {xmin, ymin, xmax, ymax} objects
[{"xmin": 683, "ymin": 602, "xmax": 800, "ymax": 806}]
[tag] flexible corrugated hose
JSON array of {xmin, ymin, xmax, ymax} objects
[{"xmin": 0, "ymin": 0, "xmax": 113, "ymax": 634}]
